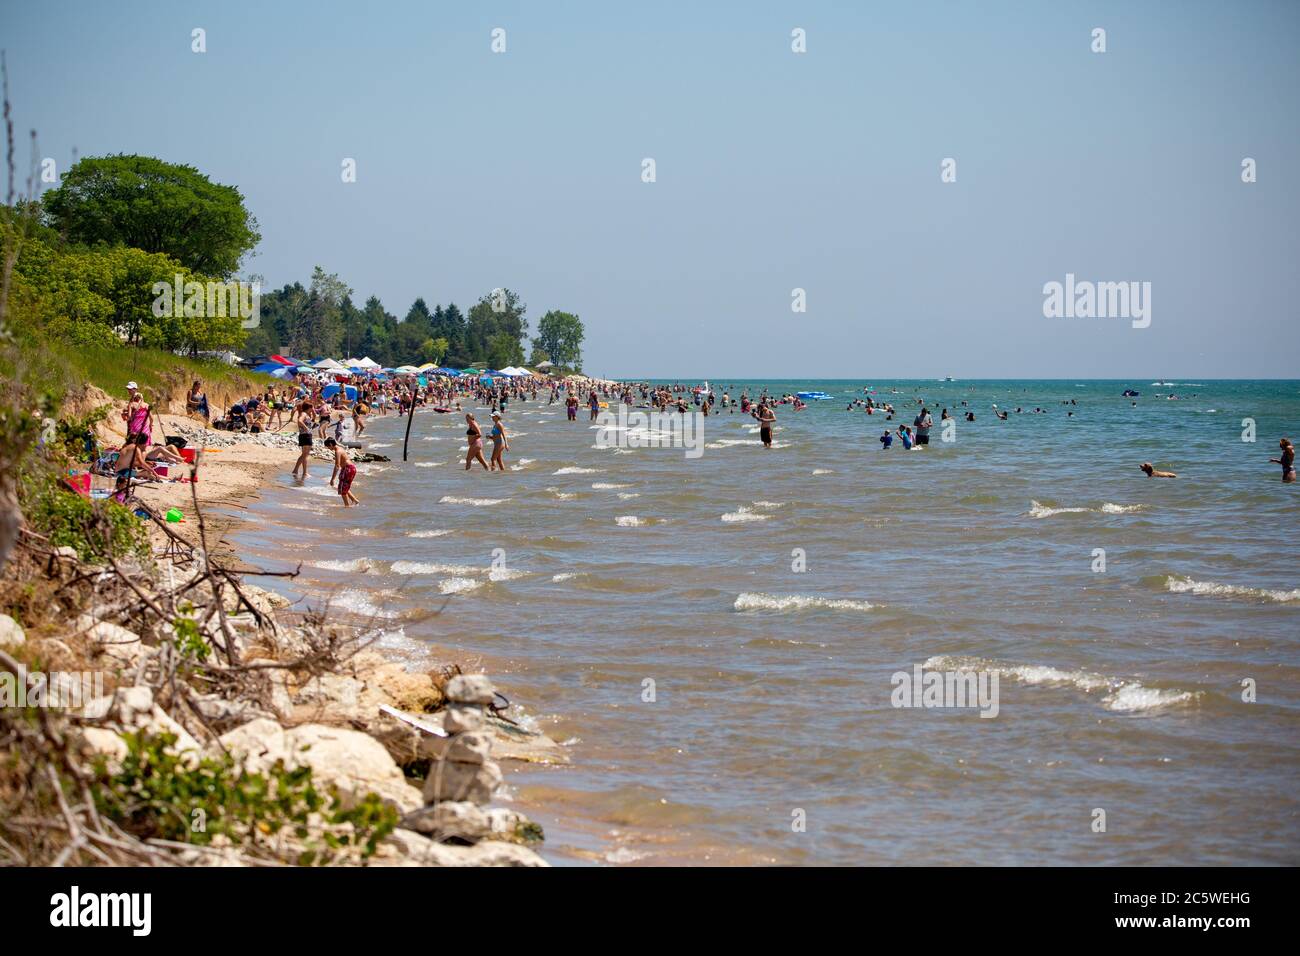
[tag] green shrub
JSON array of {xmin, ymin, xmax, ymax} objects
[
  {"xmin": 22, "ymin": 475, "xmax": 149, "ymax": 563},
  {"xmin": 93, "ymin": 732, "xmax": 399, "ymax": 863}
]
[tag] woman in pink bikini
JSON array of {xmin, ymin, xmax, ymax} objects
[{"xmin": 464, "ymin": 414, "xmax": 489, "ymax": 471}]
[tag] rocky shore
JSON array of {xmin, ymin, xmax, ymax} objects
[{"xmin": 0, "ymin": 397, "xmax": 566, "ymax": 867}]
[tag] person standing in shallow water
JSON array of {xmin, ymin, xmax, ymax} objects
[
  {"xmin": 489, "ymin": 412, "xmax": 510, "ymax": 471},
  {"xmin": 292, "ymin": 401, "xmax": 314, "ymax": 481},
  {"xmin": 464, "ymin": 413, "xmax": 489, "ymax": 471},
  {"xmin": 753, "ymin": 401, "xmax": 776, "ymax": 448},
  {"xmin": 1270, "ymin": 438, "xmax": 1296, "ymax": 483},
  {"xmin": 326, "ymin": 437, "xmax": 359, "ymax": 506}
]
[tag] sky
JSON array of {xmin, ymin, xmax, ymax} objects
[{"xmin": 3, "ymin": 0, "xmax": 1298, "ymax": 378}]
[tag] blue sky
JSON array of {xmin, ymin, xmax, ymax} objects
[{"xmin": 4, "ymin": 0, "xmax": 1297, "ymax": 377}]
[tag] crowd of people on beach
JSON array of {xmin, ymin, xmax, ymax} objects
[{"xmin": 98, "ymin": 373, "xmax": 1296, "ymax": 516}]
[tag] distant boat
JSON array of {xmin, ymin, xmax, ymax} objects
[{"xmin": 944, "ymin": 376, "xmax": 955, "ymax": 382}]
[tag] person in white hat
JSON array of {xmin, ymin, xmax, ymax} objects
[{"xmin": 122, "ymin": 382, "xmax": 155, "ymax": 444}]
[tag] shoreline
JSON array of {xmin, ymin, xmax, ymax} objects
[{"xmin": 11, "ymin": 402, "xmax": 572, "ymax": 866}]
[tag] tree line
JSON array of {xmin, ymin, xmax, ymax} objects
[{"xmin": 5, "ymin": 153, "xmax": 585, "ymax": 371}]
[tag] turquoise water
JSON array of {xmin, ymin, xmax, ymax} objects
[{"xmin": 227, "ymin": 379, "xmax": 1300, "ymax": 865}]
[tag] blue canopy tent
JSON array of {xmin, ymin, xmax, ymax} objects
[{"xmin": 321, "ymin": 383, "xmax": 358, "ymax": 401}]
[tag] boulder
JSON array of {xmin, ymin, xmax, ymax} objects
[
  {"xmin": 421, "ymin": 757, "xmax": 502, "ymax": 806},
  {"xmin": 218, "ymin": 719, "xmax": 422, "ymax": 813},
  {"xmin": 216, "ymin": 717, "xmax": 290, "ymax": 773},
  {"xmin": 284, "ymin": 723, "xmax": 422, "ymax": 814},
  {"xmin": 381, "ymin": 827, "xmax": 547, "ymax": 867},
  {"xmin": 401, "ymin": 801, "xmax": 491, "ymax": 842},
  {"xmin": 77, "ymin": 727, "xmax": 130, "ymax": 770},
  {"xmin": 82, "ymin": 686, "xmax": 201, "ymax": 759},
  {"xmin": 0, "ymin": 613, "xmax": 24, "ymax": 649},
  {"xmin": 443, "ymin": 703, "xmax": 485, "ymax": 733},
  {"xmin": 84, "ymin": 620, "xmax": 145, "ymax": 669},
  {"xmin": 444, "ymin": 674, "xmax": 495, "ymax": 705}
]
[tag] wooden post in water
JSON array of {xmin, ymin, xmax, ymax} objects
[{"xmin": 402, "ymin": 379, "xmax": 417, "ymax": 461}]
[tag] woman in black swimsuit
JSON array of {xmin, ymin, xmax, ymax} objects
[{"xmin": 292, "ymin": 401, "xmax": 314, "ymax": 481}]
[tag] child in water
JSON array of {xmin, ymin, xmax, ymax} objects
[
  {"xmin": 879, "ymin": 430, "xmax": 893, "ymax": 449},
  {"xmin": 326, "ymin": 438, "xmax": 360, "ymax": 506}
]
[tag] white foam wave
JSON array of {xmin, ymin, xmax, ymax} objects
[
  {"xmin": 332, "ymin": 589, "xmax": 397, "ymax": 619},
  {"xmin": 406, "ymin": 529, "xmax": 453, "ymax": 538},
  {"xmin": 554, "ymin": 466, "xmax": 599, "ymax": 475},
  {"xmin": 721, "ymin": 506, "xmax": 770, "ymax": 523},
  {"xmin": 1029, "ymin": 500, "xmax": 1144, "ymax": 518},
  {"xmin": 1165, "ymin": 576, "xmax": 1300, "ymax": 604},
  {"xmin": 311, "ymin": 557, "xmax": 374, "ymax": 572},
  {"xmin": 615, "ymin": 515, "xmax": 644, "ymax": 527},
  {"xmin": 734, "ymin": 592, "xmax": 875, "ymax": 613},
  {"xmin": 439, "ymin": 495, "xmax": 508, "ymax": 506},
  {"xmin": 438, "ymin": 577, "xmax": 483, "ymax": 595},
  {"xmin": 391, "ymin": 560, "xmax": 477, "ymax": 576},
  {"xmin": 923, "ymin": 655, "xmax": 1199, "ymax": 713}
]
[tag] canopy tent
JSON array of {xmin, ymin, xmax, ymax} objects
[
  {"xmin": 269, "ymin": 354, "xmax": 299, "ymax": 366},
  {"xmin": 314, "ymin": 358, "xmax": 349, "ymax": 371},
  {"xmin": 534, "ymin": 360, "xmax": 555, "ymax": 370},
  {"xmin": 250, "ymin": 361, "xmax": 285, "ymax": 375},
  {"xmin": 321, "ymin": 383, "xmax": 359, "ymax": 402},
  {"xmin": 354, "ymin": 356, "xmax": 380, "ymax": 369}
]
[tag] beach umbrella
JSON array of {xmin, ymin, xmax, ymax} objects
[
  {"xmin": 393, "ymin": 365, "xmax": 419, "ymax": 374},
  {"xmin": 269, "ymin": 367, "xmax": 294, "ymax": 379}
]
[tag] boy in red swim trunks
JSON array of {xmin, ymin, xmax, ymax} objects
[{"xmin": 325, "ymin": 438, "xmax": 360, "ymax": 506}]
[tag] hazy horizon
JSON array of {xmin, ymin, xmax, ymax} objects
[{"xmin": 5, "ymin": 0, "xmax": 1298, "ymax": 378}]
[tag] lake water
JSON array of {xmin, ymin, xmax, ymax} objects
[{"xmin": 225, "ymin": 379, "xmax": 1300, "ymax": 865}]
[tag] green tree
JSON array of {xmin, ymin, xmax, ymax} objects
[
  {"xmin": 533, "ymin": 310, "xmax": 584, "ymax": 370},
  {"xmin": 485, "ymin": 331, "xmax": 524, "ymax": 370},
  {"xmin": 466, "ymin": 288, "xmax": 527, "ymax": 367},
  {"xmin": 43, "ymin": 155, "xmax": 260, "ymax": 277},
  {"xmin": 287, "ymin": 267, "xmax": 349, "ymax": 358}
]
